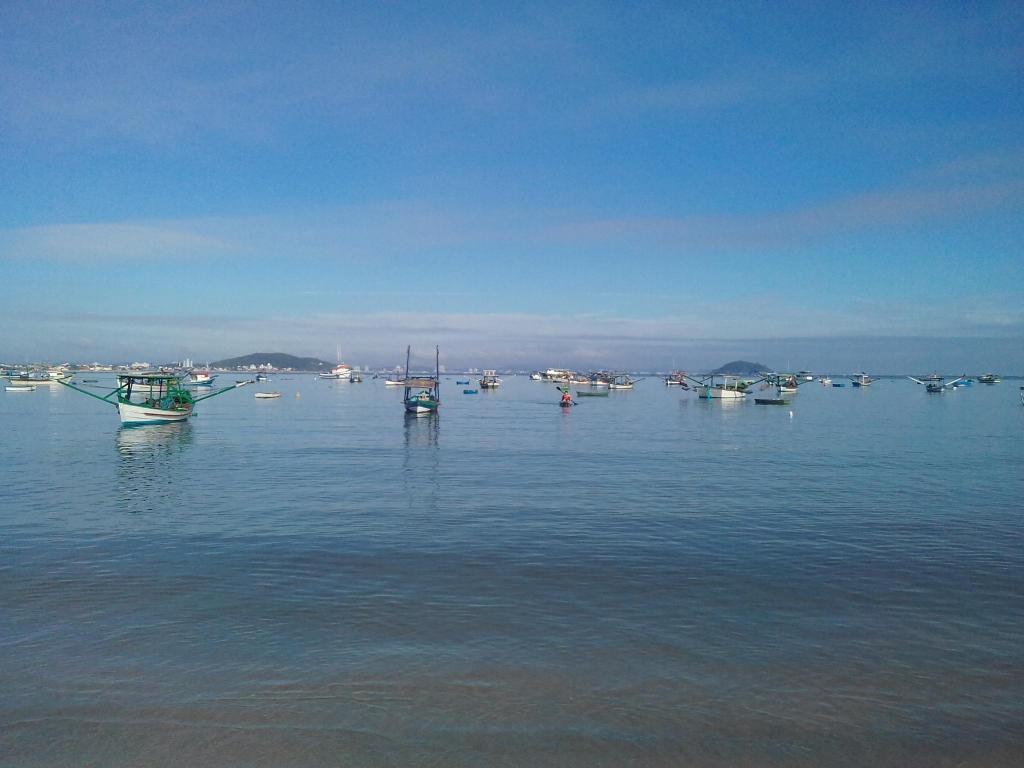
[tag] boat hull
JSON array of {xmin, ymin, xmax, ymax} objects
[
  {"xmin": 405, "ymin": 400, "xmax": 439, "ymax": 414},
  {"xmin": 117, "ymin": 401, "xmax": 193, "ymax": 425}
]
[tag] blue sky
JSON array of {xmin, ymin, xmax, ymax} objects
[{"xmin": 2, "ymin": 0, "xmax": 1022, "ymax": 371}]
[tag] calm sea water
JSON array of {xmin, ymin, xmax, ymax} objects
[{"xmin": 2, "ymin": 375, "xmax": 1022, "ymax": 767}]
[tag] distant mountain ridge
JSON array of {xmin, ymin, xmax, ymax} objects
[
  {"xmin": 711, "ymin": 360, "xmax": 770, "ymax": 375},
  {"xmin": 211, "ymin": 352, "xmax": 332, "ymax": 370}
]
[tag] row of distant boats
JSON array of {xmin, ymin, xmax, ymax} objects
[{"xmin": 3, "ymin": 359, "xmax": 1015, "ymax": 424}]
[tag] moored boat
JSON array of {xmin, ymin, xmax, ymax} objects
[
  {"xmin": 479, "ymin": 370, "xmax": 502, "ymax": 389},
  {"xmin": 977, "ymin": 373, "xmax": 1000, "ymax": 384},
  {"xmin": 401, "ymin": 345, "xmax": 441, "ymax": 414},
  {"xmin": 58, "ymin": 372, "xmax": 249, "ymax": 425},
  {"xmin": 254, "ymin": 391, "xmax": 281, "ymax": 399},
  {"xmin": 692, "ymin": 375, "xmax": 750, "ymax": 399},
  {"xmin": 187, "ymin": 369, "xmax": 217, "ymax": 387}
]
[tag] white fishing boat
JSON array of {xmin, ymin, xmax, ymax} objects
[
  {"xmin": 4, "ymin": 369, "xmax": 74, "ymax": 385},
  {"xmin": 58, "ymin": 372, "xmax": 249, "ymax": 425},
  {"xmin": 608, "ymin": 374, "xmax": 636, "ymax": 390},
  {"xmin": 850, "ymin": 373, "xmax": 873, "ymax": 387},
  {"xmin": 479, "ymin": 370, "xmax": 502, "ymax": 389},
  {"xmin": 664, "ymin": 371, "xmax": 688, "ymax": 386},
  {"xmin": 529, "ymin": 372, "xmax": 543, "ymax": 380},
  {"xmin": 186, "ymin": 369, "xmax": 217, "ymax": 386},
  {"xmin": 254, "ymin": 391, "xmax": 281, "ymax": 399},
  {"xmin": 319, "ymin": 362, "xmax": 352, "ymax": 380},
  {"xmin": 692, "ymin": 374, "xmax": 750, "ymax": 399},
  {"xmin": 820, "ymin": 377, "xmax": 832, "ymax": 385}
]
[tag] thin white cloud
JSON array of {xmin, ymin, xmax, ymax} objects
[
  {"xmin": 3, "ymin": 167, "xmax": 1019, "ymax": 264},
  {"xmin": 1, "ymin": 222, "xmax": 235, "ymax": 262}
]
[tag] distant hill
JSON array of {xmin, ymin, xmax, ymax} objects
[
  {"xmin": 211, "ymin": 352, "xmax": 332, "ymax": 370},
  {"xmin": 711, "ymin": 360, "xmax": 770, "ymax": 375}
]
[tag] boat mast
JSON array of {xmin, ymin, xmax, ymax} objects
[
  {"xmin": 435, "ymin": 345, "xmax": 440, "ymax": 399},
  {"xmin": 404, "ymin": 345, "xmax": 411, "ymax": 402}
]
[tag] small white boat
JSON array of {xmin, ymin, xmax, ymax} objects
[
  {"xmin": 5, "ymin": 384, "xmax": 36, "ymax": 392},
  {"xmin": 254, "ymin": 391, "xmax": 281, "ymax": 399},
  {"xmin": 187, "ymin": 370, "xmax": 217, "ymax": 386},
  {"xmin": 820, "ymin": 377, "xmax": 832, "ymax": 385}
]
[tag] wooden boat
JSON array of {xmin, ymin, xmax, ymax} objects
[
  {"xmin": 58, "ymin": 372, "xmax": 249, "ymax": 425},
  {"xmin": 575, "ymin": 389, "xmax": 609, "ymax": 397},
  {"xmin": 402, "ymin": 345, "xmax": 440, "ymax": 414},
  {"xmin": 832, "ymin": 382, "xmax": 845, "ymax": 387},
  {"xmin": 5, "ymin": 384, "xmax": 36, "ymax": 392},
  {"xmin": 254, "ymin": 391, "xmax": 281, "ymax": 399},
  {"xmin": 455, "ymin": 380, "xmax": 470, "ymax": 385},
  {"xmin": 463, "ymin": 388, "xmax": 478, "ymax": 394},
  {"xmin": 755, "ymin": 397, "xmax": 789, "ymax": 405}
]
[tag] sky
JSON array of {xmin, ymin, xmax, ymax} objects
[{"xmin": 1, "ymin": 0, "xmax": 1022, "ymax": 372}]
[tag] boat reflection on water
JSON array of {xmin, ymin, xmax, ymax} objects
[
  {"xmin": 403, "ymin": 411, "xmax": 439, "ymax": 448},
  {"xmin": 117, "ymin": 422, "xmax": 195, "ymax": 458},
  {"xmin": 116, "ymin": 423, "xmax": 195, "ymax": 508}
]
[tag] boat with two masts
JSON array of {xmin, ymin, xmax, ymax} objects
[{"xmin": 400, "ymin": 346, "xmax": 441, "ymax": 415}]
